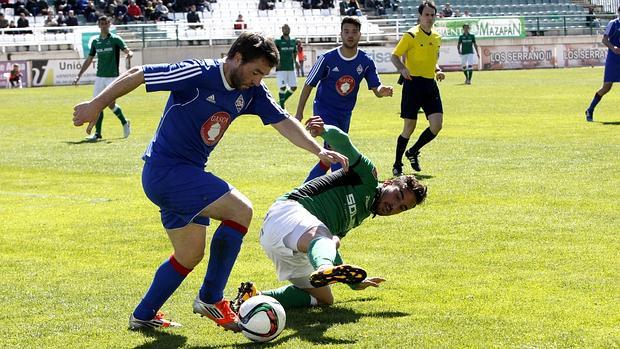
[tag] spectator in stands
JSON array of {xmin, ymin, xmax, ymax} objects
[
  {"xmin": 302, "ymin": 0, "xmax": 312, "ymax": 10},
  {"xmin": 9, "ymin": 64, "xmax": 23, "ymax": 88},
  {"xmin": 201, "ymin": 0, "xmax": 213, "ymax": 12},
  {"xmin": 127, "ymin": 0, "xmax": 143, "ymax": 21},
  {"xmin": 14, "ymin": 3, "xmax": 31, "ymax": 16},
  {"xmin": 26, "ymin": 0, "xmax": 39, "ymax": 16},
  {"xmin": 233, "ymin": 14, "xmax": 247, "ymax": 34},
  {"xmin": 585, "ymin": 5, "xmax": 620, "ymax": 122},
  {"xmin": 453, "ymin": 9, "xmax": 461, "ymax": 17},
  {"xmin": 17, "ymin": 12, "xmax": 30, "ymax": 28},
  {"xmin": 390, "ymin": 1, "xmax": 444, "ymax": 175},
  {"xmin": 66, "ymin": 9, "xmax": 79, "ymax": 26},
  {"xmin": 113, "ymin": 0, "xmax": 128, "ymax": 24},
  {"xmin": 384, "ymin": 0, "xmax": 400, "ymax": 14},
  {"xmin": 339, "ymin": 1, "xmax": 346, "ymax": 15},
  {"xmin": 154, "ymin": 0, "xmax": 170, "ymax": 21},
  {"xmin": 462, "ymin": 9, "xmax": 470, "ymax": 17},
  {"xmin": 6, "ymin": 19, "xmax": 16, "ymax": 33},
  {"xmin": 143, "ymin": 0, "xmax": 155, "ymax": 21},
  {"xmin": 44, "ymin": 12, "xmax": 59, "ymax": 27},
  {"xmin": 0, "ymin": 13, "xmax": 8, "ymax": 29},
  {"xmin": 346, "ymin": 0, "xmax": 361, "ymax": 16},
  {"xmin": 186, "ymin": 4, "xmax": 201, "ymax": 28},
  {"xmin": 441, "ymin": 2, "xmax": 453, "ymax": 17},
  {"xmin": 258, "ymin": 0, "xmax": 274, "ymax": 11},
  {"xmin": 55, "ymin": 0, "xmax": 69, "ymax": 13},
  {"xmin": 56, "ymin": 10, "xmax": 67, "ymax": 26},
  {"xmin": 84, "ymin": 1, "xmax": 98, "ymax": 22},
  {"xmin": 36, "ymin": 0, "xmax": 49, "ymax": 16},
  {"xmin": 296, "ymin": 39, "xmax": 305, "ymax": 77}
]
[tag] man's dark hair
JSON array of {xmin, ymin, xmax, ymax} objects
[
  {"xmin": 341, "ymin": 16, "xmax": 361, "ymax": 30},
  {"xmin": 395, "ymin": 175, "xmax": 428, "ymax": 206},
  {"xmin": 418, "ymin": 1, "xmax": 437, "ymax": 15},
  {"xmin": 227, "ymin": 32, "xmax": 279, "ymax": 67},
  {"xmin": 97, "ymin": 15, "xmax": 109, "ymax": 23}
]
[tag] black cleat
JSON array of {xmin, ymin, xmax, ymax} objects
[
  {"xmin": 585, "ymin": 109, "xmax": 593, "ymax": 122},
  {"xmin": 392, "ymin": 163, "xmax": 403, "ymax": 177},
  {"xmin": 309, "ymin": 264, "xmax": 367, "ymax": 288},
  {"xmin": 405, "ymin": 149, "xmax": 421, "ymax": 172},
  {"xmin": 231, "ymin": 281, "xmax": 258, "ymax": 313}
]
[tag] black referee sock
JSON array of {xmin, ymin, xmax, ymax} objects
[
  {"xmin": 395, "ymin": 135, "xmax": 409, "ymax": 166},
  {"xmin": 410, "ymin": 127, "xmax": 437, "ymax": 153}
]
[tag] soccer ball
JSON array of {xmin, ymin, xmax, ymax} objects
[{"xmin": 238, "ymin": 295, "xmax": 286, "ymax": 343}]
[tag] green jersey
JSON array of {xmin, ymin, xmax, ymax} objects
[
  {"xmin": 458, "ymin": 33, "xmax": 476, "ymax": 55},
  {"xmin": 280, "ymin": 126, "xmax": 379, "ymax": 238},
  {"xmin": 89, "ymin": 33, "xmax": 127, "ymax": 77},
  {"xmin": 275, "ymin": 36, "xmax": 297, "ymax": 71}
]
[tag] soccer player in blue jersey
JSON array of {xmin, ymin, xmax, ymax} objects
[
  {"xmin": 295, "ymin": 16, "xmax": 393, "ymax": 182},
  {"xmin": 72, "ymin": 32, "xmax": 349, "ymax": 332},
  {"xmin": 585, "ymin": 5, "xmax": 620, "ymax": 122}
]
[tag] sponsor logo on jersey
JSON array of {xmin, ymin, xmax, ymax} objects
[
  {"xmin": 346, "ymin": 193, "xmax": 357, "ymax": 230},
  {"xmin": 200, "ymin": 112, "xmax": 231, "ymax": 146},
  {"xmin": 356, "ymin": 64, "xmax": 363, "ymax": 75},
  {"xmin": 206, "ymin": 94, "xmax": 216, "ymax": 103},
  {"xmin": 235, "ymin": 94, "xmax": 245, "ymax": 112},
  {"xmin": 335, "ymin": 75, "xmax": 355, "ymax": 96}
]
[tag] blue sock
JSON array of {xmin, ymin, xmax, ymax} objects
[
  {"xmin": 133, "ymin": 255, "xmax": 192, "ymax": 320},
  {"xmin": 588, "ymin": 93, "xmax": 602, "ymax": 112},
  {"xmin": 304, "ymin": 161, "xmax": 330, "ymax": 183},
  {"xmin": 199, "ymin": 220, "xmax": 246, "ymax": 304}
]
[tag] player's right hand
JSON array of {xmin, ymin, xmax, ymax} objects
[{"xmin": 73, "ymin": 101, "xmax": 102, "ymax": 134}]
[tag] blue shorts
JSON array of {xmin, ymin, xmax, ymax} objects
[
  {"xmin": 313, "ymin": 107, "xmax": 352, "ymax": 133},
  {"xmin": 142, "ymin": 162, "xmax": 233, "ymax": 230},
  {"xmin": 604, "ymin": 57, "xmax": 620, "ymax": 82}
]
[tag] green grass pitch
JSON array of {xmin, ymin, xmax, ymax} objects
[{"xmin": 0, "ymin": 67, "xmax": 618, "ymax": 348}]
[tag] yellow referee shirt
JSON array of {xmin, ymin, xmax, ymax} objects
[{"xmin": 392, "ymin": 25, "xmax": 442, "ymax": 79}]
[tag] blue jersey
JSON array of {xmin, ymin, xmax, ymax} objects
[
  {"xmin": 142, "ymin": 59, "xmax": 288, "ymax": 168},
  {"xmin": 605, "ymin": 18, "xmax": 620, "ymax": 64},
  {"xmin": 306, "ymin": 48, "xmax": 381, "ymax": 126}
]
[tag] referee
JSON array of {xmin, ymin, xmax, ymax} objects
[{"xmin": 391, "ymin": 1, "xmax": 444, "ymax": 175}]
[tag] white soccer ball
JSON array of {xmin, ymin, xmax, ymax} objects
[{"xmin": 238, "ymin": 295, "xmax": 286, "ymax": 343}]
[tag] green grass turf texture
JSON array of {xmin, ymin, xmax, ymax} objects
[{"xmin": 0, "ymin": 67, "xmax": 618, "ymax": 348}]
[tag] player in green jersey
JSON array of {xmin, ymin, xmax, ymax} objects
[
  {"xmin": 457, "ymin": 24, "xmax": 479, "ymax": 85},
  {"xmin": 274, "ymin": 24, "xmax": 298, "ymax": 108},
  {"xmin": 231, "ymin": 117, "xmax": 427, "ymax": 310},
  {"xmin": 73, "ymin": 16, "xmax": 133, "ymax": 141}
]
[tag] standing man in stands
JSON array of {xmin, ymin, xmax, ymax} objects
[{"xmin": 73, "ymin": 16, "xmax": 132, "ymax": 141}]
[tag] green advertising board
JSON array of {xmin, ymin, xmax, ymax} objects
[{"xmin": 435, "ymin": 17, "xmax": 526, "ymax": 40}]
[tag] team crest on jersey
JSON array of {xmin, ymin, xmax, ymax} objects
[
  {"xmin": 235, "ymin": 95, "xmax": 245, "ymax": 112},
  {"xmin": 200, "ymin": 112, "xmax": 231, "ymax": 146},
  {"xmin": 335, "ymin": 75, "xmax": 355, "ymax": 96},
  {"xmin": 356, "ymin": 64, "xmax": 363, "ymax": 75}
]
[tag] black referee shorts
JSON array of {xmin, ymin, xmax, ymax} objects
[{"xmin": 400, "ymin": 76, "xmax": 443, "ymax": 119}]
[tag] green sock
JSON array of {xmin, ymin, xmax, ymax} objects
[
  {"xmin": 284, "ymin": 89, "xmax": 293, "ymax": 101},
  {"xmin": 262, "ymin": 285, "xmax": 315, "ymax": 309},
  {"xmin": 278, "ymin": 92, "xmax": 286, "ymax": 107},
  {"xmin": 112, "ymin": 105, "xmax": 127, "ymax": 125},
  {"xmin": 307, "ymin": 237, "xmax": 337, "ymax": 270},
  {"xmin": 95, "ymin": 111, "xmax": 103, "ymax": 136}
]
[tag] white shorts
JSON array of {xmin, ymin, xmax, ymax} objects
[
  {"xmin": 276, "ymin": 70, "xmax": 297, "ymax": 89},
  {"xmin": 460, "ymin": 53, "xmax": 476, "ymax": 68},
  {"xmin": 259, "ymin": 200, "xmax": 328, "ymax": 288},
  {"xmin": 93, "ymin": 77, "xmax": 117, "ymax": 97}
]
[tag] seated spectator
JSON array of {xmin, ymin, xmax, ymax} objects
[
  {"xmin": 6, "ymin": 19, "xmax": 16, "ymax": 33},
  {"xmin": 258, "ymin": 0, "xmax": 274, "ymax": 11},
  {"xmin": 56, "ymin": 10, "xmax": 67, "ymax": 25},
  {"xmin": 186, "ymin": 4, "xmax": 201, "ymax": 28},
  {"xmin": 441, "ymin": 2, "xmax": 453, "ymax": 17},
  {"xmin": 0, "ymin": 13, "xmax": 8, "ymax": 29},
  {"xmin": 127, "ymin": 0, "xmax": 143, "ymax": 21},
  {"xmin": 462, "ymin": 9, "xmax": 470, "ymax": 17},
  {"xmin": 9, "ymin": 64, "xmax": 23, "ymax": 88},
  {"xmin": 36, "ymin": 0, "xmax": 49, "ymax": 16},
  {"xmin": 143, "ymin": 0, "xmax": 155, "ymax": 21},
  {"xmin": 233, "ymin": 13, "xmax": 247, "ymax": 33},
  {"xmin": 302, "ymin": 0, "xmax": 311, "ymax": 9},
  {"xmin": 83, "ymin": 1, "xmax": 98, "ymax": 22},
  {"xmin": 322, "ymin": 0, "xmax": 334, "ymax": 9},
  {"xmin": 339, "ymin": 0, "xmax": 346, "ymax": 15},
  {"xmin": 346, "ymin": 0, "xmax": 362, "ymax": 16},
  {"xmin": 113, "ymin": 0, "xmax": 128, "ymax": 24},
  {"xmin": 17, "ymin": 12, "xmax": 29, "ymax": 28},
  {"xmin": 383, "ymin": 0, "xmax": 399, "ymax": 13},
  {"xmin": 201, "ymin": 0, "xmax": 213, "ymax": 12},
  {"xmin": 65, "ymin": 9, "xmax": 78, "ymax": 25},
  {"xmin": 44, "ymin": 12, "xmax": 59, "ymax": 26},
  {"xmin": 14, "ymin": 3, "xmax": 31, "ymax": 16},
  {"xmin": 55, "ymin": 0, "xmax": 69, "ymax": 13},
  {"xmin": 26, "ymin": 0, "xmax": 39, "ymax": 16},
  {"xmin": 453, "ymin": 9, "xmax": 460, "ymax": 17},
  {"xmin": 154, "ymin": 0, "xmax": 170, "ymax": 21}
]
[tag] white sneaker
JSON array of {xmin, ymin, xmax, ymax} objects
[
  {"xmin": 123, "ymin": 120, "xmax": 131, "ymax": 138},
  {"xmin": 85, "ymin": 133, "xmax": 101, "ymax": 142}
]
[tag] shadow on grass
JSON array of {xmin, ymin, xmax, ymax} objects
[
  {"xmin": 132, "ymin": 329, "xmax": 188, "ymax": 349},
  {"xmin": 599, "ymin": 121, "xmax": 620, "ymax": 125},
  {"xmin": 198, "ymin": 302, "xmax": 407, "ymax": 348},
  {"xmin": 64, "ymin": 137, "xmax": 123, "ymax": 145}
]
